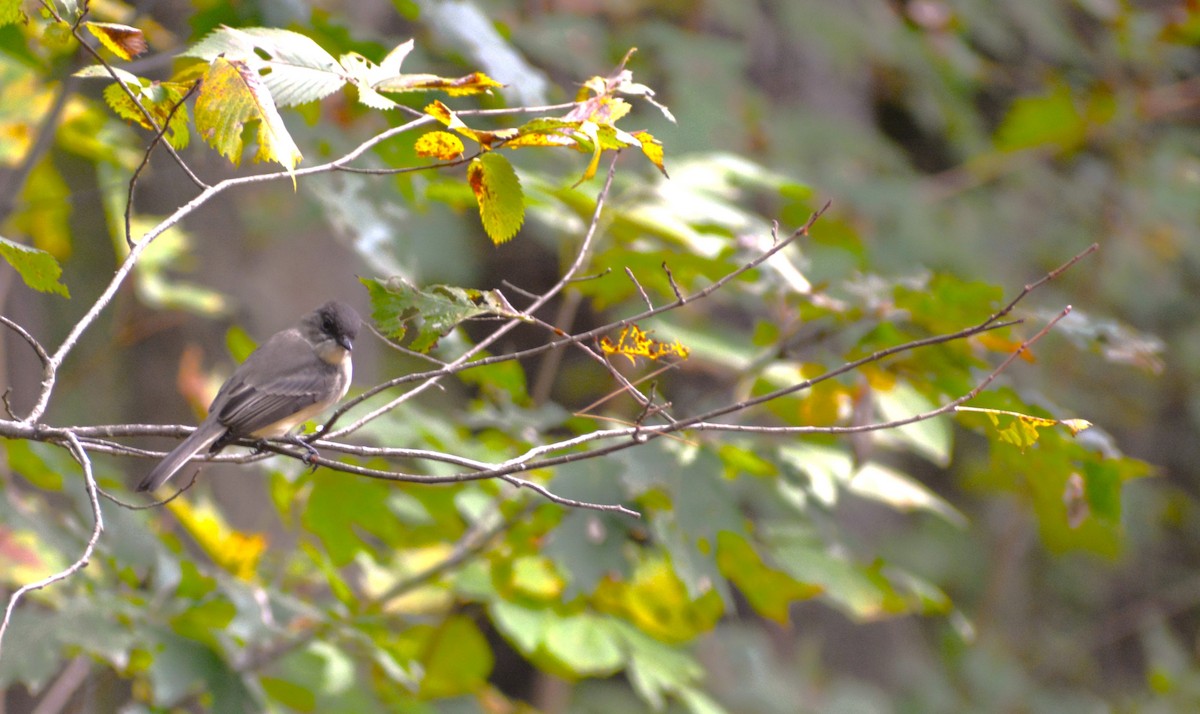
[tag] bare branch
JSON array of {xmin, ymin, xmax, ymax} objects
[
  {"xmin": 0, "ymin": 432, "xmax": 103, "ymax": 658},
  {"xmin": 124, "ymin": 79, "xmax": 204, "ymax": 248},
  {"xmin": 322, "ymin": 151, "xmax": 625, "ymax": 438}
]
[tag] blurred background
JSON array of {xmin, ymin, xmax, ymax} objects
[{"xmin": 2, "ymin": 0, "xmax": 1199, "ymax": 711}]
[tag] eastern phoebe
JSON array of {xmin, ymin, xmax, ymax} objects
[{"xmin": 136, "ymin": 300, "xmax": 361, "ymax": 492}]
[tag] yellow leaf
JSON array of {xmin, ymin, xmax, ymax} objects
[
  {"xmin": 85, "ymin": 22, "xmax": 147, "ymax": 61},
  {"xmin": 599, "ymin": 324, "xmax": 689, "ymax": 365},
  {"xmin": 166, "ymin": 498, "xmax": 266, "ymax": 581},
  {"xmin": 1061, "ymin": 418, "xmax": 1093, "ymax": 436},
  {"xmin": 631, "ymin": 130, "xmax": 668, "ymax": 178},
  {"xmin": 414, "ymin": 130, "xmax": 464, "ymax": 160},
  {"xmin": 195, "ymin": 57, "xmax": 302, "ymax": 180},
  {"xmin": 376, "ymin": 70, "xmax": 503, "ymax": 96},
  {"xmin": 960, "ymin": 406, "xmax": 1089, "ymax": 452},
  {"xmin": 423, "ymin": 100, "xmax": 516, "ymax": 148}
]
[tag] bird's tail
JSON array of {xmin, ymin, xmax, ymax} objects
[{"xmin": 136, "ymin": 422, "xmax": 225, "ymax": 492}]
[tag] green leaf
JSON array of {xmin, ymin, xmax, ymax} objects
[
  {"xmin": 992, "ymin": 80, "xmax": 1113, "ymax": 154},
  {"xmin": 467, "ymin": 152, "xmax": 524, "ymax": 244},
  {"xmin": 193, "ymin": 56, "xmax": 302, "ymax": 177},
  {"xmin": 361, "ymin": 276, "xmax": 511, "ymax": 352},
  {"xmin": 0, "ymin": 234, "xmax": 68, "ymax": 297},
  {"xmin": 260, "ymin": 676, "xmax": 316, "ymax": 712},
  {"xmin": 418, "ymin": 615, "xmax": 493, "ymax": 697},
  {"xmin": 715, "ymin": 532, "xmax": 821, "ymax": 624},
  {"xmin": 5, "ymin": 440, "xmax": 64, "ymax": 491},
  {"xmin": 542, "ymin": 613, "xmax": 624, "ymax": 676},
  {"xmin": 848, "ymin": 462, "xmax": 967, "ymax": 527},
  {"xmin": 611, "ymin": 620, "xmax": 704, "ymax": 710},
  {"xmin": 489, "ymin": 600, "xmax": 550, "ymax": 655},
  {"xmin": 185, "ymin": 26, "xmax": 345, "ymax": 107},
  {"xmin": 545, "ymin": 460, "xmax": 636, "ymax": 596},
  {"xmin": 872, "ymin": 382, "xmax": 952, "ymax": 467},
  {"xmin": 302, "ymin": 471, "xmax": 405, "ymax": 566}
]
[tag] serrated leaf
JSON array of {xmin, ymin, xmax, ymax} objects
[
  {"xmin": 185, "ymin": 26, "xmax": 346, "ymax": 107},
  {"xmin": 84, "ymin": 22, "xmax": 147, "ymax": 61},
  {"xmin": 362, "ymin": 276, "xmax": 510, "ymax": 353},
  {"xmin": 468, "ymin": 152, "xmax": 524, "ymax": 244},
  {"xmin": 194, "ymin": 57, "xmax": 302, "ymax": 178},
  {"xmin": 0, "ymin": 234, "xmax": 68, "ymax": 297},
  {"xmin": 414, "ymin": 131, "xmax": 463, "ymax": 160}
]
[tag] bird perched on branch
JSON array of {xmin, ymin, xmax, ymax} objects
[{"xmin": 136, "ymin": 300, "xmax": 361, "ymax": 492}]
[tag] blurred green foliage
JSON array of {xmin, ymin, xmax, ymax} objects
[{"xmin": 0, "ymin": 0, "xmax": 1194, "ymax": 712}]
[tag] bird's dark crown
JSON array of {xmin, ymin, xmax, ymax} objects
[{"xmin": 309, "ymin": 300, "xmax": 361, "ymax": 344}]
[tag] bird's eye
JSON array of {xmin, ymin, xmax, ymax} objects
[{"xmin": 322, "ymin": 316, "xmax": 335, "ymax": 333}]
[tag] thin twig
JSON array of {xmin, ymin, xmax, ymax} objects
[
  {"xmin": 625, "ymin": 267, "xmax": 654, "ymax": 311},
  {"xmin": 499, "ymin": 474, "xmax": 639, "ymax": 517},
  {"xmin": 0, "ymin": 432, "xmax": 103, "ymax": 658},
  {"xmin": 124, "ymin": 79, "xmax": 204, "ymax": 248},
  {"xmin": 322, "ymin": 151, "xmax": 625, "ymax": 438}
]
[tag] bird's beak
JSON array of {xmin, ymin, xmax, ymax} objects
[{"xmin": 338, "ymin": 335, "xmax": 354, "ymax": 352}]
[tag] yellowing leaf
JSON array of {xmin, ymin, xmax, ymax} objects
[
  {"xmin": 85, "ymin": 22, "xmax": 147, "ymax": 61},
  {"xmin": 975, "ymin": 332, "xmax": 1035, "ymax": 362},
  {"xmin": 424, "ymin": 100, "xmax": 517, "ymax": 148},
  {"xmin": 362, "ymin": 277, "xmax": 512, "ymax": 352},
  {"xmin": 599, "ymin": 324, "xmax": 689, "ymax": 365},
  {"xmin": 0, "ymin": 526, "xmax": 65, "ymax": 585},
  {"xmin": 631, "ymin": 130, "xmax": 668, "ymax": 178},
  {"xmin": 414, "ymin": 130, "xmax": 464, "ymax": 160},
  {"xmin": 194, "ymin": 57, "xmax": 302, "ymax": 179},
  {"xmin": 1, "ymin": 0, "xmax": 26, "ymax": 27},
  {"xmin": 376, "ymin": 70, "xmax": 503, "ymax": 96},
  {"xmin": 958, "ymin": 406, "xmax": 1092, "ymax": 451},
  {"xmin": 716, "ymin": 532, "xmax": 820, "ymax": 624},
  {"xmin": 165, "ymin": 498, "xmax": 266, "ymax": 581},
  {"xmin": 186, "ymin": 27, "xmax": 346, "ymax": 107},
  {"xmin": 467, "ymin": 152, "xmax": 524, "ymax": 244},
  {"xmin": 102, "ymin": 80, "xmax": 191, "ymax": 150},
  {"xmin": 1060, "ymin": 418, "xmax": 1093, "ymax": 436}
]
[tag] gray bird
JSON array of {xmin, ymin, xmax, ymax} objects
[{"xmin": 136, "ymin": 300, "xmax": 361, "ymax": 492}]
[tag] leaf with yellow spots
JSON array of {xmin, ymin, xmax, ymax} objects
[
  {"xmin": 166, "ymin": 497, "xmax": 266, "ymax": 581},
  {"xmin": 194, "ymin": 57, "xmax": 302, "ymax": 180},
  {"xmin": 414, "ymin": 130, "xmax": 464, "ymax": 160},
  {"xmin": 600, "ymin": 325, "xmax": 689, "ymax": 365},
  {"xmin": 957, "ymin": 406, "xmax": 1092, "ymax": 451}
]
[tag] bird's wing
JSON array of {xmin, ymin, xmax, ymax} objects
[{"xmin": 211, "ymin": 329, "xmax": 343, "ymax": 437}]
